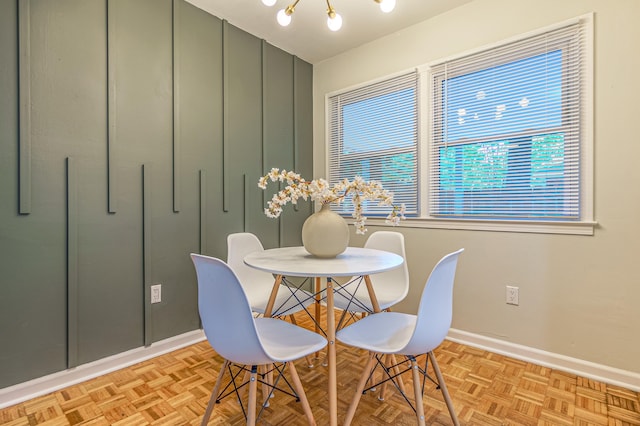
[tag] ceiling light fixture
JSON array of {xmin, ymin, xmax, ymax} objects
[
  {"xmin": 375, "ymin": 0, "xmax": 396, "ymax": 13},
  {"xmin": 261, "ymin": 0, "xmax": 395, "ymax": 31}
]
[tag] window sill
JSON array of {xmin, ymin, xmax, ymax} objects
[{"xmin": 360, "ymin": 217, "xmax": 597, "ymax": 236}]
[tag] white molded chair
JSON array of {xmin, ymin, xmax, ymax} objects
[
  {"xmin": 227, "ymin": 233, "xmax": 314, "ymax": 317},
  {"xmin": 191, "ymin": 254, "xmax": 327, "ymax": 426},
  {"xmin": 336, "ymin": 248, "xmax": 464, "ymax": 426},
  {"xmin": 333, "ymin": 231, "xmax": 409, "ymax": 314}
]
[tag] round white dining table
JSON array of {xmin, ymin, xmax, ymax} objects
[
  {"xmin": 244, "ymin": 246, "xmax": 404, "ymax": 426},
  {"xmin": 244, "ymin": 246, "xmax": 403, "ymax": 277}
]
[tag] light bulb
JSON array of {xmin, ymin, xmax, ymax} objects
[
  {"xmin": 277, "ymin": 8, "xmax": 292, "ymax": 26},
  {"xmin": 327, "ymin": 12, "xmax": 342, "ymax": 31},
  {"xmin": 379, "ymin": 0, "xmax": 396, "ymax": 13},
  {"xmin": 262, "ymin": 0, "xmax": 277, "ymax": 6}
]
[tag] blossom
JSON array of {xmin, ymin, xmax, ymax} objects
[{"xmin": 258, "ymin": 168, "xmax": 405, "ymax": 234}]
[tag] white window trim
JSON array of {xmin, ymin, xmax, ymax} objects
[
  {"xmin": 327, "ymin": 14, "xmax": 595, "ymax": 236},
  {"xmin": 360, "ymin": 216, "xmax": 597, "ymax": 236}
]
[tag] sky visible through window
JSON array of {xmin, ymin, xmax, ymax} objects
[
  {"xmin": 445, "ymin": 50, "xmax": 563, "ymax": 142},
  {"xmin": 342, "ymin": 88, "xmax": 416, "ymax": 154}
]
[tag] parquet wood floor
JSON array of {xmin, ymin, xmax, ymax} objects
[{"xmin": 1, "ymin": 308, "xmax": 639, "ymax": 425}]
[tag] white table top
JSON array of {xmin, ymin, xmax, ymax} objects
[{"xmin": 243, "ymin": 246, "xmax": 404, "ymax": 277}]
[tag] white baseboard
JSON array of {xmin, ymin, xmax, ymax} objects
[
  {"xmin": 0, "ymin": 330, "xmax": 206, "ymax": 409},
  {"xmin": 447, "ymin": 328, "xmax": 640, "ymax": 392}
]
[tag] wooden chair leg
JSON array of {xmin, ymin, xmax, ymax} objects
[
  {"xmin": 259, "ymin": 365, "xmax": 270, "ymax": 407},
  {"xmin": 344, "ymin": 352, "xmax": 376, "ymax": 426},
  {"xmin": 376, "ymin": 354, "xmax": 405, "ymax": 400},
  {"xmin": 389, "ymin": 354, "xmax": 407, "ymax": 395},
  {"xmin": 379, "ymin": 354, "xmax": 391, "ymax": 400},
  {"xmin": 247, "ymin": 366, "xmax": 258, "ymax": 426},
  {"xmin": 201, "ymin": 360, "xmax": 229, "ymax": 426},
  {"xmin": 428, "ymin": 351, "xmax": 460, "ymax": 426},
  {"xmin": 290, "ymin": 315, "xmax": 314, "ymax": 367},
  {"xmin": 267, "ymin": 365, "xmax": 274, "ymax": 394},
  {"xmin": 239, "ymin": 369, "xmax": 251, "ymax": 403},
  {"xmin": 409, "ymin": 358, "xmax": 426, "ymax": 426},
  {"xmin": 287, "ymin": 361, "xmax": 317, "ymax": 426},
  {"xmin": 364, "ymin": 350, "xmax": 377, "ymax": 392}
]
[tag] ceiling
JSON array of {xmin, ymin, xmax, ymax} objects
[{"xmin": 185, "ymin": 0, "xmax": 472, "ymax": 64}]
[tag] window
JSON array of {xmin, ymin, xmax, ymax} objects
[
  {"xmin": 328, "ymin": 72, "xmax": 418, "ymax": 217},
  {"xmin": 428, "ymin": 18, "xmax": 592, "ymax": 224}
]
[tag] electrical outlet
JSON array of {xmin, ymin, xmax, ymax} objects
[
  {"xmin": 506, "ymin": 285, "xmax": 519, "ymax": 305},
  {"xmin": 151, "ymin": 284, "xmax": 162, "ymax": 304}
]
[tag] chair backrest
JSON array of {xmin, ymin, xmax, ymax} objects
[
  {"xmin": 190, "ymin": 254, "xmax": 273, "ymax": 366},
  {"xmin": 227, "ymin": 232, "xmax": 276, "ymax": 295},
  {"xmin": 402, "ymin": 249, "xmax": 464, "ymax": 356},
  {"xmin": 364, "ymin": 231, "xmax": 410, "ymax": 304}
]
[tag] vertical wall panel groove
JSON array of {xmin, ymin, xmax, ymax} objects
[
  {"xmin": 18, "ymin": 0, "xmax": 31, "ymax": 214},
  {"xmin": 278, "ymin": 187, "xmax": 283, "ymax": 246},
  {"xmin": 66, "ymin": 157, "xmax": 78, "ymax": 368},
  {"xmin": 143, "ymin": 164, "xmax": 152, "ymax": 347},
  {"xmin": 199, "ymin": 169, "xmax": 206, "ymax": 254},
  {"xmin": 107, "ymin": 0, "xmax": 117, "ymax": 213},
  {"xmin": 261, "ymin": 43, "xmax": 266, "ymax": 169},
  {"xmin": 222, "ymin": 20, "xmax": 229, "ymax": 212},
  {"xmin": 243, "ymin": 174, "xmax": 247, "ymax": 231},
  {"xmin": 293, "ymin": 57, "xmax": 299, "ymax": 176},
  {"xmin": 262, "ymin": 41, "xmax": 283, "ymax": 244},
  {"xmin": 283, "ymin": 55, "xmax": 296, "ymax": 245},
  {"xmin": 292, "ymin": 56, "xmax": 299, "ymax": 213},
  {"xmin": 198, "ymin": 168, "xmax": 206, "ymax": 331},
  {"xmin": 172, "ymin": 0, "xmax": 181, "ymax": 213},
  {"xmin": 261, "ymin": 40, "xmax": 267, "ymax": 207}
]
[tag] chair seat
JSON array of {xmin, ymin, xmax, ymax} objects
[
  {"xmin": 336, "ymin": 311, "xmax": 416, "ymax": 354},
  {"xmin": 255, "ymin": 317, "xmax": 327, "ymax": 362}
]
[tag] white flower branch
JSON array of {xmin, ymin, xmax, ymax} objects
[{"xmin": 258, "ymin": 168, "xmax": 406, "ymax": 234}]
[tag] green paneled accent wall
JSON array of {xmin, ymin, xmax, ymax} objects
[{"xmin": 0, "ymin": 0, "xmax": 313, "ymax": 389}]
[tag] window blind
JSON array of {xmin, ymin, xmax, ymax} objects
[
  {"xmin": 328, "ymin": 71, "xmax": 418, "ymax": 216},
  {"xmin": 429, "ymin": 21, "xmax": 587, "ymax": 220}
]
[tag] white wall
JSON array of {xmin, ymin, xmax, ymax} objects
[{"xmin": 313, "ymin": 0, "xmax": 640, "ymax": 376}]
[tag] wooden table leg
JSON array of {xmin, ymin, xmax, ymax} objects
[
  {"xmin": 326, "ymin": 277, "xmax": 337, "ymax": 426},
  {"xmin": 314, "ymin": 277, "xmax": 322, "ymax": 360},
  {"xmin": 264, "ymin": 275, "xmax": 283, "ymax": 318},
  {"xmin": 262, "ymin": 276, "xmax": 283, "ymax": 392},
  {"xmin": 363, "ymin": 275, "xmax": 381, "ymax": 313}
]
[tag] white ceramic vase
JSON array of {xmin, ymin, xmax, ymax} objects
[{"xmin": 301, "ymin": 203, "xmax": 349, "ymax": 258}]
